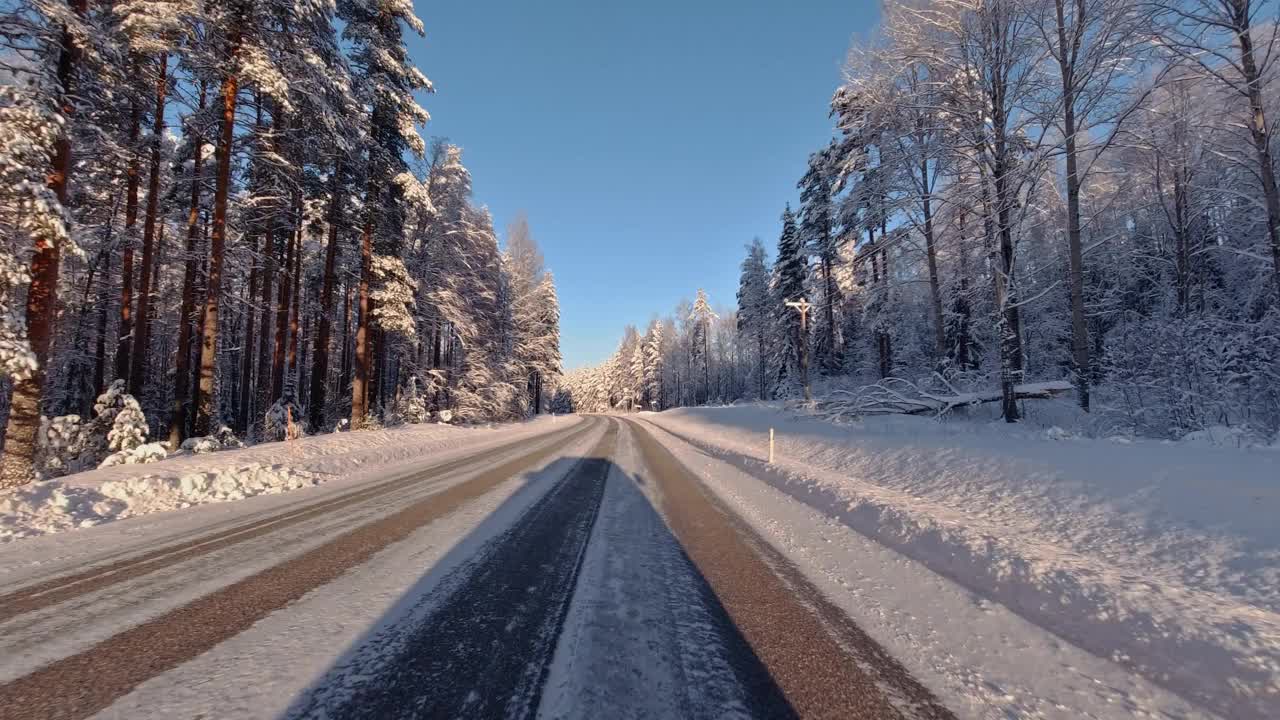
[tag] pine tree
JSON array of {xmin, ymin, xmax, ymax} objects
[
  {"xmin": 503, "ymin": 217, "xmax": 561, "ymax": 416},
  {"xmin": 688, "ymin": 289, "xmax": 717, "ymax": 404},
  {"xmin": 736, "ymin": 239, "xmax": 771, "ymax": 400},
  {"xmin": 642, "ymin": 320, "xmax": 663, "ymax": 410},
  {"xmin": 773, "ymin": 206, "xmax": 807, "ymax": 392},
  {"xmin": 340, "ymin": 0, "xmax": 433, "ymax": 426},
  {"xmin": 0, "ymin": 0, "xmax": 89, "ymax": 486},
  {"xmin": 798, "ymin": 144, "xmax": 842, "ymax": 373}
]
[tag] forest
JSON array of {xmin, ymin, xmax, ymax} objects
[
  {"xmin": 561, "ymin": 0, "xmax": 1280, "ymax": 442},
  {"xmin": 0, "ymin": 0, "xmax": 561, "ymax": 487}
]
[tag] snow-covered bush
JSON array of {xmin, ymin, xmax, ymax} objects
[
  {"xmin": 37, "ymin": 414, "xmax": 87, "ymax": 477},
  {"xmin": 393, "ymin": 377, "xmax": 428, "ymax": 424},
  {"xmin": 99, "ymin": 442, "xmax": 168, "ymax": 468},
  {"xmin": 179, "ymin": 436, "xmax": 221, "ymax": 455},
  {"xmin": 1105, "ymin": 312, "xmax": 1280, "ymax": 439},
  {"xmin": 71, "ymin": 381, "xmax": 148, "ymax": 469},
  {"xmin": 263, "ymin": 394, "xmax": 306, "ymax": 442},
  {"xmin": 106, "ymin": 394, "xmax": 149, "ymax": 454},
  {"xmin": 34, "ymin": 382, "xmax": 155, "ymax": 476},
  {"xmin": 213, "ymin": 425, "xmax": 244, "ymax": 449},
  {"xmin": 178, "ymin": 425, "xmax": 244, "ymax": 455}
]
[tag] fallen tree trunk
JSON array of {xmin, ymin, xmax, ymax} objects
[{"xmin": 813, "ymin": 377, "xmax": 1074, "ymax": 419}]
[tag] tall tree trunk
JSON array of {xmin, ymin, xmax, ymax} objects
[
  {"xmin": 0, "ymin": 0, "xmax": 86, "ymax": 487},
  {"xmin": 880, "ymin": 210, "xmax": 893, "ymax": 378},
  {"xmin": 351, "ymin": 211, "xmax": 374, "ymax": 426},
  {"xmin": 920, "ymin": 162, "xmax": 946, "ymax": 360},
  {"xmin": 991, "ymin": 149, "xmax": 1025, "ymax": 422},
  {"xmin": 287, "ymin": 212, "xmax": 302, "ymax": 390},
  {"xmin": 821, "ymin": 250, "xmax": 837, "ymax": 369},
  {"xmin": 235, "ymin": 232, "xmax": 260, "ymax": 435},
  {"xmin": 91, "ymin": 192, "xmax": 123, "ymax": 407},
  {"xmin": 702, "ymin": 325, "xmax": 710, "ymax": 403},
  {"xmin": 299, "ymin": 306, "xmax": 312, "ymax": 409},
  {"xmin": 1055, "ymin": 0, "xmax": 1091, "ymax": 410},
  {"xmin": 129, "ymin": 53, "xmax": 169, "ymax": 399},
  {"xmin": 116, "ymin": 75, "xmax": 143, "ymax": 383},
  {"xmin": 167, "ymin": 82, "xmax": 206, "ymax": 448},
  {"xmin": 253, "ymin": 227, "xmax": 276, "ymax": 440},
  {"xmin": 270, "ymin": 222, "xmax": 295, "ymax": 401},
  {"xmin": 309, "ymin": 168, "xmax": 341, "ymax": 431},
  {"xmin": 1173, "ymin": 164, "xmax": 1190, "ymax": 315},
  {"xmin": 1235, "ymin": 18, "xmax": 1280, "ymax": 302},
  {"xmin": 757, "ymin": 330, "xmax": 766, "ymax": 400},
  {"xmin": 339, "ymin": 282, "xmax": 353, "ymax": 414},
  {"xmin": 191, "ymin": 211, "xmax": 209, "ymax": 434},
  {"xmin": 92, "ymin": 251, "xmax": 111, "ymax": 414},
  {"xmin": 370, "ymin": 327, "xmax": 384, "ymax": 415},
  {"xmin": 192, "ymin": 24, "xmax": 242, "ymax": 436},
  {"xmin": 955, "ymin": 210, "xmax": 973, "ymax": 370}
]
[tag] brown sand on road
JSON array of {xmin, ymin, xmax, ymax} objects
[{"xmin": 624, "ymin": 417, "xmax": 955, "ymax": 720}]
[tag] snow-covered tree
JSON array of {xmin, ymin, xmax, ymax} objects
[
  {"xmin": 736, "ymin": 238, "xmax": 772, "ymax": 400},
  {"xmin": 341, "ymin": 0, "xmax": 432, "ymax": 427},
  {"xmin": 503, "ymin": 216, "xmax": 561, "ymax": 416},
  {"xmin": 773, "ymin": 206, "xmax": 807, "ymax": 393},
  {"xmin": 688, "ymin": 289, "xmax": 717, "ymax": 404},
  {"xmin": 642, "ymin": 320, "xmax": 663, "ymax": 410}
]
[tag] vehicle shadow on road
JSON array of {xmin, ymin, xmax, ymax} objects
[{"xmin": 277, "ymin": 454, "xmax": 796, "ymax": 720}]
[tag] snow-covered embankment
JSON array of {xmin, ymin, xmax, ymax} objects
[
  {"xmin": 0, "ymin": 417, "xmax": 570, "ymax": 542},
  {"xmin": 643, "ymin": 405, "xmax": 1279, "ymax": 719}
]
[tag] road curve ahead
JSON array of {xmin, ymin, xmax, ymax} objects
[{"xmin": 0, "ymin": 415, "xmax": 952, "ymax": 720}]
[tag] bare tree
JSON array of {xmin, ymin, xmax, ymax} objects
[
  {"xmin": 1152, "ymin": 0, "xmax": 1280, "ymax": 302},
  {"xmin": 1029, "ymin": 0, "xmax": 1151, "ymax": 409}
]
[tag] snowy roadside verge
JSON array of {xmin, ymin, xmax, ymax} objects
[
  {"xmin": 634, "ymin": 417, "xmax": 1213, "ymax": 719},
  {"xmin": 0, "ymin": 417, "xmax": 575, "ymax": 543},
  {"xmin": 641, "ymin": 406, "xmax": 1279, "ymax": 720}
]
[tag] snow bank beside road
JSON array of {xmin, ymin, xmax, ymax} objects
[
  {"xmin": 0, "ymin": 418, "xmax": 570, "ymax": 542},
  {"xmin": 645, "ymin": 405, "xmax": 1279, "ymax": 719}
]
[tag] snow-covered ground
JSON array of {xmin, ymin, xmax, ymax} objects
[
  {"xmin": 640, "ymin": 404, "xmax": 1279, "ymax": 720},
  {"xmin": 0, "ymin": 417, "xmax": 572, "ymax": 542}
]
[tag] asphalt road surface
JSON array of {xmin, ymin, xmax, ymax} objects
[{"xmin": 0, "ymin": 416, "xmax": 953, "ymax": 720}]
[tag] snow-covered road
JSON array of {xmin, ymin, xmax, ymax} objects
[{"xmin": 0, "ymin": 411, "xmax": 1234, "ymax": 719}]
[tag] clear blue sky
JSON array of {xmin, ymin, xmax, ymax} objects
[{"xmin": 408, "ymin": 1, "xmax": 880, "ymax": 370}]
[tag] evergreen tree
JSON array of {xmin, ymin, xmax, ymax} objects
[
  {"xmin": 798, "ymin": 144, "xmax": 842, "ymax": 373},
  {"xmin": 340, "ymin": 0, "xmax": 433, "ymax": 426},
  {"xmin": 773, "ymin": 206, "xmax": 807, "ymax": 392},
  {"xmin": 688, "ymin": 289, "xmax": 716, "ymax": 404},
  {"xmin": 736, "ymin": 239, "xmax": 771, "ymax": 400},
  {"xmin": 503, "ymin": 216, "xmax": 561, "ymax": 415},
  {"xmin": 642, "ymin": 320, "xmax": 663, "ymax": 410}
]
